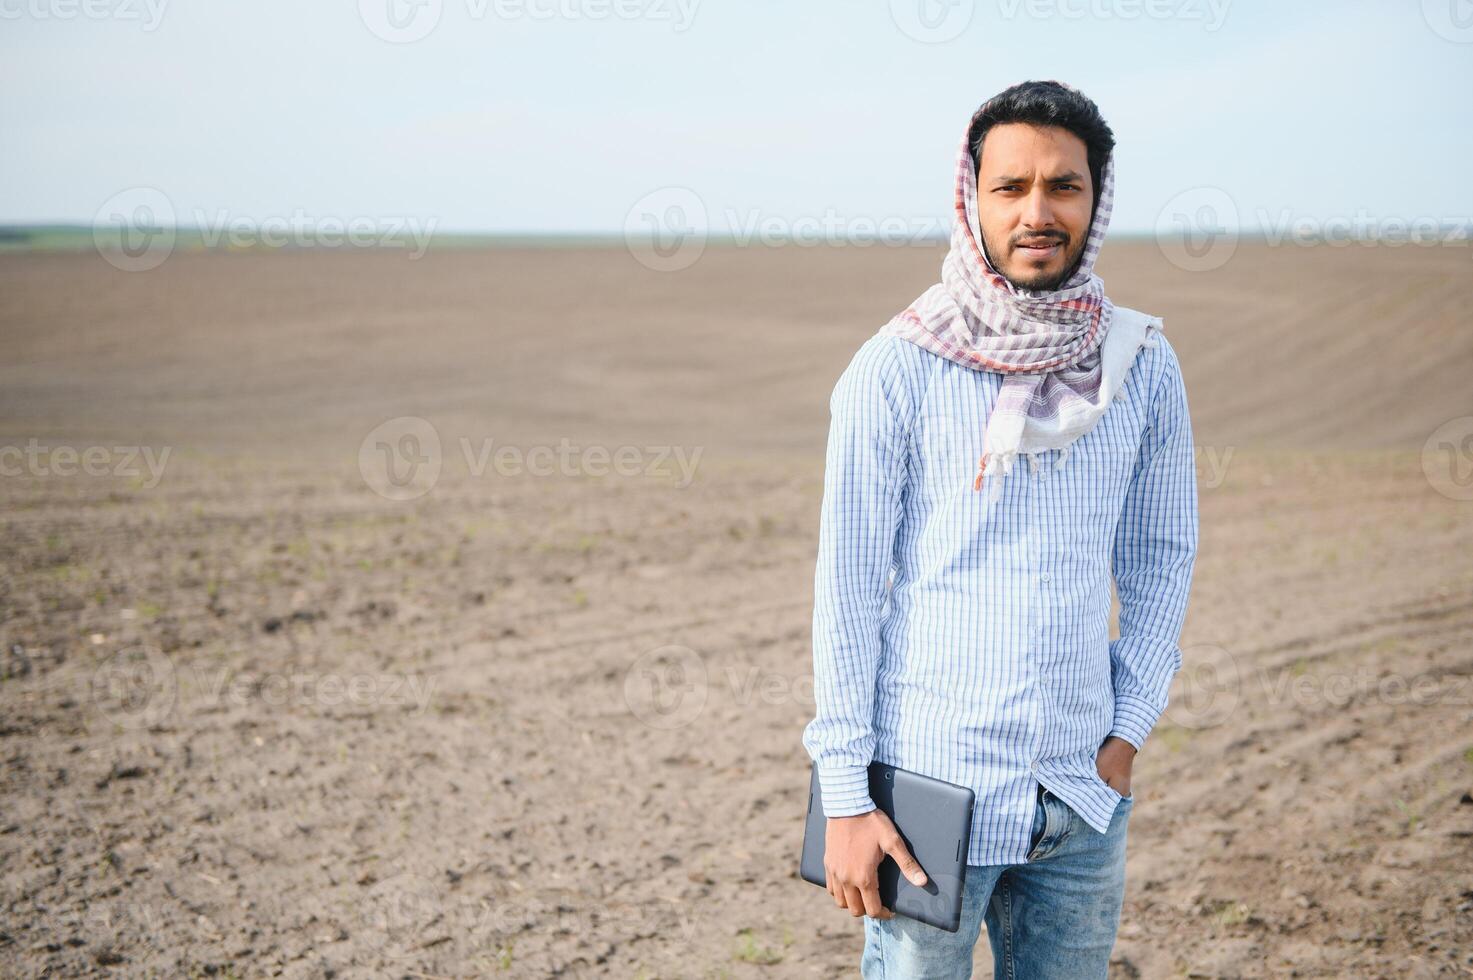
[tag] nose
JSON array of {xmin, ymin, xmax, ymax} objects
[{"xmin": 1020, "ymin": 186, "xmax": 1055, "ymax": 229}]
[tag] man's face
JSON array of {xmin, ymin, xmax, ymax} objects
[{"xmin": 974, "ymin": 123, "xmax": 1094, "ymax": 291}]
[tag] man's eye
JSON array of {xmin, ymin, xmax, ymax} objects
[{"xmin": 1055, "ymin": 184, "xmax": 1080, "ymax": 192}]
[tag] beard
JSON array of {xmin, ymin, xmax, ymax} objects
[{"xmin": 980, "ymin": 229, "xmax": 1088, "ymax": 292}]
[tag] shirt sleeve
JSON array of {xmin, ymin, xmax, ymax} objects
[
  {"xmin": 800, "ymin": 335, "xmax": 913, "ymax": 817},
  {"xmin": 1108, "ymin": 338, "xmax": 1200, "ymax": 751}
]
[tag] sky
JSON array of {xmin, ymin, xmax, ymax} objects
[{"xmin": 3, "ymin": 0, "xmax": 1471, "ymax": 236}]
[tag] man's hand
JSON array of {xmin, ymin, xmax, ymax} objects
[
  {"xmin": 1096, "ymin": 735, "xmax": 1136, "ymax": 797},
  {"xmin": 824, "ymin": 808, "xmax": 928, "ymax": 919}
]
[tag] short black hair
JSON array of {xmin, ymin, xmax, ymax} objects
[{"xmin": 968, "ymin": 81, "xmax": 1116, "ymax": 215}]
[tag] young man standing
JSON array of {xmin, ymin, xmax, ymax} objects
[{"xmin": 802, "ymin": 80, "xmax": 1199, "ymax": 978}]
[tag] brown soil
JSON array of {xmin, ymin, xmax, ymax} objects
[{"xmin": 1, "ymin": 242, "xmax": 1470, "ymax": 977}]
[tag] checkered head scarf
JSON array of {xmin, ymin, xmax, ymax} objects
[{"xmin": 880, "ymin": 83, "xmax": 1160, "ymax": 501}]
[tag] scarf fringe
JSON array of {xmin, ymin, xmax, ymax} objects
[{"xmin": 972, "ymin": 442, "xmax": 1076, "ymax": 496}]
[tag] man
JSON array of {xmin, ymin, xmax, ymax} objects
[{"xmin": 801, "ymin": 80, "xmax": 1199, "ymax": 978}]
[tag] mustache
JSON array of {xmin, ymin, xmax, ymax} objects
[{"xmin": 1011, "ymin": 231, "xmax": 1069, "ymax": 248}]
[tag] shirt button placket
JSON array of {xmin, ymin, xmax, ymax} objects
[{"xmin": 1031, "ymin": 520, "xmax": 1050, "ymax": 788}]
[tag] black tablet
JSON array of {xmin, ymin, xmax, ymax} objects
[{"xmin": 799, "ymin": 760, "xmax": 976, "ymax": 933}]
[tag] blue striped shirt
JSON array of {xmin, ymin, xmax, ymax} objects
[{"xmin": 801, "ymin": 315, "xmax": 1199, "ymax": 866}]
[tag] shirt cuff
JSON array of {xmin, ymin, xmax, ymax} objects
[
  {"xmin": 817, "ymin": 764, "xmax": 877, "ymax": 817},
  {"xmin": 1109, "ymin": 692, "xmax": 1164, "ymax": 752}
]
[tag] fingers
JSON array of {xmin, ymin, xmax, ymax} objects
[
  {"xmin": 1097, "ymin": 764, "xmax": 1129, "ymax": 795},
  {"xmin": 859, "ymin": 882, "xmax": 888, "ymax": 919},
  {"xmin": 831, "ymin": 876, "xmax": 891, "ymax": 918},
  {"xmin": 882, "ymin": 835, "xmax": 928, "ymax": 887}
]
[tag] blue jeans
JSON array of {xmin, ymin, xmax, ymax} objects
[{"xmin": 861, "ymin": 785, "xmax": 1132, "ymax": 979}]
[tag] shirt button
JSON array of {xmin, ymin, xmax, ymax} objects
[{"xmin": 1040, "ymin": 572, "xmax": 1051, "ymax": 584}]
